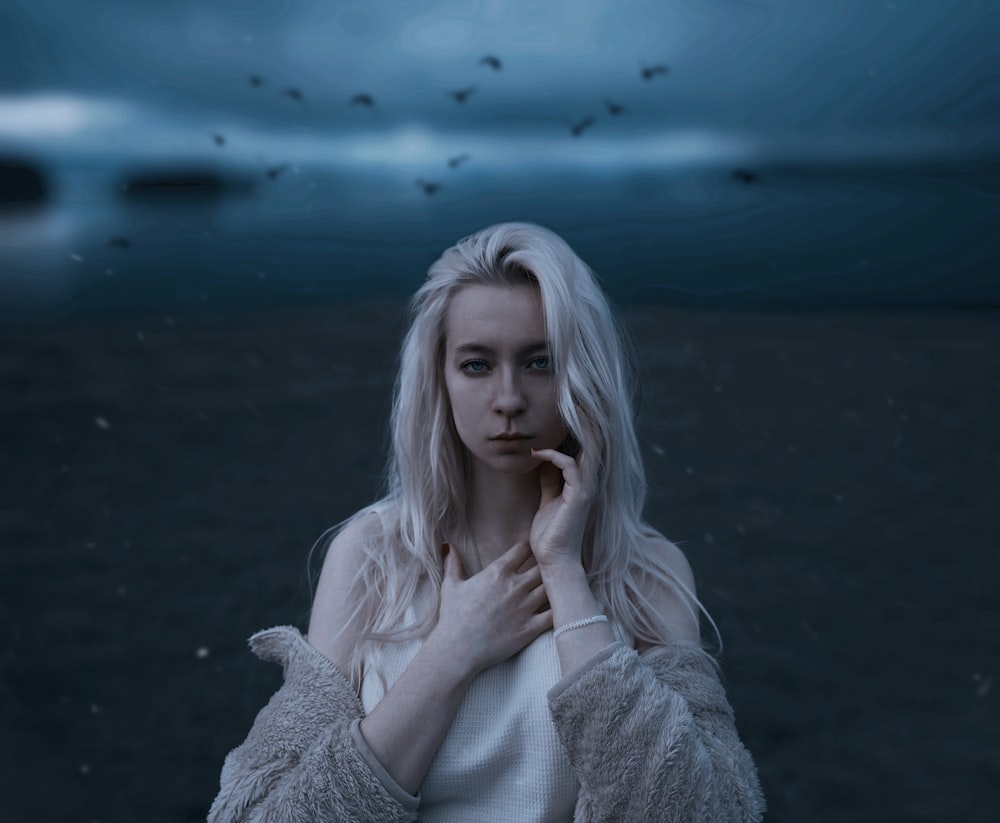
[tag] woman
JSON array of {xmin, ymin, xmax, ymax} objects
[{"xmin": 209, "ymin": 223, "xmax": 765, "ymax": 822}]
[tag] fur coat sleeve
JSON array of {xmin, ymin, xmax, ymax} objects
[
  {"xmin": 207, "ymin": 625, "xmax": 419, "ymax": 823},
  {"xmin": 547, "ymin": 641, "xmax": 765, "ymax": 822},
  {"xmin": 209, "ymin": 628, "xmax": 764, "ymax": 822}
]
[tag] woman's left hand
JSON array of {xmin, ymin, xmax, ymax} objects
[{"xmin": 529, "ymin": 429, "xmax": 599, "ymax": 570}]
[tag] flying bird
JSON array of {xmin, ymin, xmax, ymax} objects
[
  {"xmin": 447, "ymin": 154, "xmax": 471, "ymax": 169},
  {"xmin": 570, "ymin": 117, "xmax": 596, "ymax": 137},
  {"xmin": 107, "ymin": 236, "xmax": 131, "ymax": 250},
  {"xmin": 266, "ymin": 164, "xmax": 290, "ymax": 180},
  {"xmin": 248, "ymin": 74, "xmax": 264, "ymax": 87},
  {"xmin": 211, "ymin": 133, "xmax": 226, "ymax": 147},
  {"xmin": 416, "ymin": 179, "xmax": 441, "ymax": 195},
  {"xmin": 640, "ymin": 63, "xmax": 670, "ymax": 81},
  {"xmin": 479, "ymin": 54, "xmax": 502, "ymax": 71},
  {"xmin": 350, "ymin": 93, "xmax": 375, "ymax": 107},
  {"xmin": 731, "ymin": 168, "xmax": 759, "ymax": 184},
  {"xmin": 448, "ymin": 87, "xmax": 477, "ymax": 104},
  {"xmin": 603, "ymin": 99, "xmax": 627, "ymax": 116},
  {"xmin": 283, "ymin": 87, "xmax": 307, "ymax": 107}
]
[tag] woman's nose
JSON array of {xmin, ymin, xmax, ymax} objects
[{"xmin": 493, "ymin": 370, "xmax": 526, "ymax": 416}]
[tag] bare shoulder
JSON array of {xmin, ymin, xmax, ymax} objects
[
  {"xmin": 639, "ymin": 529, "xmax": 696, "ymax": 590},
  {"xmin": 306, "ymin": 508, "xmax": 386, "ymax": 669},
  {"xmin": 634, "ymin": 529, "xmax": 700, "ymax": 650}
]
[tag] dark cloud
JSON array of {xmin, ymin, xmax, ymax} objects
[{"xmin": 1, "ymin": 0, "xmax": 996, "ymax": 142}]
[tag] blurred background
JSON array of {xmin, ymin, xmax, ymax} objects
[
  {"xmin": 1, "ymin": 0, "xmax": 997, "ymax": 319},
  {"xmin": 1, "ymin": 2, "xmax": 998, "ymax": 822}
]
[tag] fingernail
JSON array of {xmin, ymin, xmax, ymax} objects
[{"xmin": 441, "ymin": 542, "xmax": 450, "ymax": 557}]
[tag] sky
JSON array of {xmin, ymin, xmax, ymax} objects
[
  {"xmin": 1, "ymin": 0, "xmax": 997, "ymax": 172},
  {"xmin": 0, "ymin": 0, "xmax": 997, "ymax": 316}
]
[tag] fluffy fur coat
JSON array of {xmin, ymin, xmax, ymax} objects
[{"xmin": 208, "ymin": 626, "xmax": 764, "ymax": 822}]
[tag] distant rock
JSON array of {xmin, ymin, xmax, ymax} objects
[
  {"xmin": 117, "ymin": 166, "xmax": 256, "ymax": 203},
  {"xmin": 0, "ymin": 156, "xmax": 51, "ymax": 211}
]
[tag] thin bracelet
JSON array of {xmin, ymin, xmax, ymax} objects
[{"xmin": 554, "ymin": 614, "xmax": 609, "ymax": 639}]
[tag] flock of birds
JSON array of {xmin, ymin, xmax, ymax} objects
[
  {"xmin": 105, "ymin": 54, "xmax": 759, "ymax": 252},
  {"xmin": 198, "ymin": 53, "xmax": 760, "ymax": 199}
]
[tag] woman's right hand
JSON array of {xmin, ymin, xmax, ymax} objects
[
  {"xmin": 433, "ymin": 541, "xmax": 552, "ymax": 676},
  {"xmin": 356, "ymin": 540, "xmax": 552, "ymax": 795}
]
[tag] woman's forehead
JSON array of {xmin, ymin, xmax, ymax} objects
[{"xmin": 445, "ymin": 284, "xmax": 546, "ymax": 346}]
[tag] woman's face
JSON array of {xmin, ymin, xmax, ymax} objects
[{"xmin": 443, "ymin": 283, "xmax": 567, "ymax": 474}]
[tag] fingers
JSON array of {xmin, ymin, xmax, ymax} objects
[
  {"xmin": 524, "ymin": 578, "xmax": 549, "ymax": 612},
  {"xmin": 497, "ymin": 539, "xmax": 533, "ymax": 571},
  {"xmin": 536, "ymin": 460, "xmax": 563, "ymax": 506},
  {"xmin": 461, "ymin": 541, "xmax": 543, "ymax": 583},
  {"xmin": 526, "ymin": 608, "xmax": 554, "ymax": 639},
  {"xmin": 531, "ymin": 447, "xmax": 578, "ymax": 471},
  {"xmin": 437, "ymin": 539, "xmax": 550, "ymax": 666},
  {"xmin": 511, "ymin": 582, "xmax": 552, "ymax": 643},
  {"xmin": 478, "ymin": 542, "xmax": 545, "ymax": 599},
  {"xmin": 515, "ymin": 551, "xmax": 538, "ymax": 574},
  {"xmin": 517, "ymin": 557, "xmax": 541, "ymax": 585},
  {"xmin": 532, "ymin": 447, "xmax": 586, "ymax": 498}
]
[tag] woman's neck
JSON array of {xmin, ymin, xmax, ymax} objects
[{"xmin": 463, "ymin": 466, "xmax": 541, "ymax": 570}]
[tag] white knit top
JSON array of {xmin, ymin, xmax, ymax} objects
[{"xmin": 360, "ymin": 630, "xmax": 579, "ymax": 822}]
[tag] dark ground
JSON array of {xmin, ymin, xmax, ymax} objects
[{"xmin": 1, "ymin": 299, "xmax": 997, "ymax": 822}]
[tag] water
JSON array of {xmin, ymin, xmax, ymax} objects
[{"xmin": 1, "ymin": 153, "xmax": 998, "ymax": 325}]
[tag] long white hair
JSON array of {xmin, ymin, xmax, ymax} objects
[{"xmin": 326, "ymin": 223, "xmax": 709, "ymax": 683}]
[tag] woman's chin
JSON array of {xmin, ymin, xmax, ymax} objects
[{"xmin": 474, "ymin": 449, "xmax": 542, "ymax": 475}]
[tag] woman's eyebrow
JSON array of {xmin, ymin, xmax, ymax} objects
[
  {"xmin": 452, "ymin": 343, "xmax": 494, "ymax": 356},
  {"xmin": 452, "ymin": 341, "xmax": 549, "ymax": 356}
]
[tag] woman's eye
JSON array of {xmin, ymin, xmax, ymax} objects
[
  {"xmin": 528, "ymin": 356, "xmax": 551, "ymax": 371},
  {"xmin": 460, "ymin": 360, "xmax": 489, "ymax": 374}
]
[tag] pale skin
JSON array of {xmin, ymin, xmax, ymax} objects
[{"xmin": 308, "ymin": 284, "xmax": 698, "ymax": 796}]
